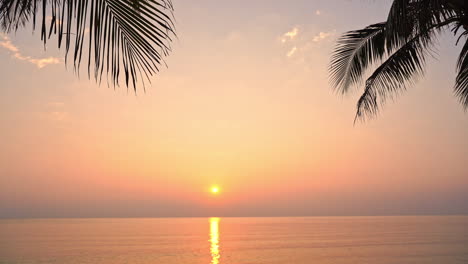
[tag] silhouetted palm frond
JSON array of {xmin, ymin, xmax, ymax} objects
[
  {"xmin": 330, "ymin": 0, "xmax": 468, "ymax": 121},
  {"xmin": 329, "ymin": 22, "xmax": 386, "ymax": 94},
  {"xmin": 355, "ymin": 32, "xmax": 434, "ymax": 121},
  {"xmin": 0, "ymin": 0, "xmax": 176, "ymax": 91},
  {"xmin": 386, "ymin": 0, "xmax": 456, "ymax": 46},
  {"xmin": 455, "ymin": 38, "xmax": 468, "ymax": 108}
]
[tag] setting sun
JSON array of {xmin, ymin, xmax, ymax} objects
[{"xmin": 211, "ymin": 186, "xmax": 220, "ymax": 194}]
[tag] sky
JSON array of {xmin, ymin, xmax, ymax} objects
[{"xmin": 0, "ymin": 0, "xmax": 467, "ymax": 218}]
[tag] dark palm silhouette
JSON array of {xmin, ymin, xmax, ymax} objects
[
  {"xmin": 0, "ymin": 0, "xmax": 175, "ymax": 91},
  {"xmin": 330, "ymin": 0, "xmax": 467, "ymax": 121}
]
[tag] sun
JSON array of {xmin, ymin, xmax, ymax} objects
[{"xmin": 210, "ymin": 186, "xmax": 220, "ymax": 194}]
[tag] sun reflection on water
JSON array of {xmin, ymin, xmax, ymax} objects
[{"xmin": 209, "ymin": 217, "xmax": 220, "ymax": 264}]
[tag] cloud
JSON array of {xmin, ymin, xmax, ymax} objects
[
  {"xmin": 312, "ymin": 31, "xmax": 334, "ymax": 42},
  {"xmin": 0, "ymin": 33, "xmax": 61, "ymax": 68},
  {"xmin": 0, "ymin": 36, "xmax": 19, "ymax": 53},
  {"xmin": 48, "ymin": 111, "xmax": 69, "ymax": 122},
  {"xmin": 47, "ymin": 102, "xmax": 66, "ymax": 108},
  {"xmin": 281, "ymin": 27, "xmax": 299, "ymax": 43},
  {"xmin": 42, "ymin": 101, "xmax": 69, "ymax": 122},
  {"xmin": 315, "ymin": 10, "xmax": 322, "ymax": 16},
  {"xmin": 286, "ymin": 46, "xmax": 297, "ymax": 58},
  {"xmin": 279, "ymin": 26, "xmax": 335, "ymax": 59}
]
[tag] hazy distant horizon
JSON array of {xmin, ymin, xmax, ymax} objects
[
  {"xmin": 3, "ymin": 214, "xmax": 468, "ymax": 220},
  {"xmin": 2, "ymin": 194, "xmax": 468, "ymax": 218}
]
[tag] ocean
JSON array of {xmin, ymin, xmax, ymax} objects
[{"xmin": 1, "ymin": 216, "xmax": 467, "ymax": 264}]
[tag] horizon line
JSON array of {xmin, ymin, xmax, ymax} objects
[{"xmin": 2, "ymin": 214, "xmax": 468, "ymax": 220}]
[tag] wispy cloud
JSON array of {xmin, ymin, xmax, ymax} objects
[
  {"xmin": 0, "ymin": 35, "xmax": 19, "ymax": 53},
  {"xmin": 48, "ymin": 111, "xmax": 69, "ymax": 122},
  {"xmin": 286, "ymin": 46, "xmax": 297, "ymax": 58},
  {"xmin": 42, "ymin": 101, "xmax": 69, "ymax": 122},
  {"xmin": 47, "ymin": 102, "xmax": 66, "ymax": 108},
  {"xmin": 0, "ymin": 33, "xmax": 61, "ymax": 68},
  {"xmin": 279, "ymin": 26, "xmax": 335, "ymax": 59},
  {"xmin": 281, "ymin": 27, "xmax": 299, "ymax": 43},
  {"xmin": 312, "ymin": 31, "xmax": 334, "ymax": 42}
]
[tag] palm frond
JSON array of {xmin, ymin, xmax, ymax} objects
[
  {"xmin": 354, "ymin": 32, "xmax": 434, "ymax": 122},
  {"xmin": 385, "ymin": 0, "xmax": 414, "ymax": 48},
  {"xmin": 329, "ymin": 0, "xmax": 468, "ymax": 121},
  {"xmin": 0, "ymin": 0, "xmax": 176, "ymax": 91},
  {"xmin": 329, "ymin": 1, "xmax": 455, "ymax": 97},
  {"xmin": 386, "ymin": 0, "xmax": 456, "ymax": 48},
  {"xmin": 455, "ymin": 37, "xmax": 468, "ymax": 108},
  {"xmin": 0, "ymin": 0, "xmax": 34, "ymax": 31},
  {"xmin": 329, "ymin": 23, "xmax": 387, "ymax": 94}
]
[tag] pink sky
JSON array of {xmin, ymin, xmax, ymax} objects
[{"xmin": 0, "ymin": 0, "xmax": 467, "ymax": 217}]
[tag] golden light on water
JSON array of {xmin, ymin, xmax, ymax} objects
[{"xmin": 209, "ymin": 217, "xmax": 220, "ymax": 264}]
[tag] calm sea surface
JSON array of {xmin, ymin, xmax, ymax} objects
[{"xmin": 0, "ymin": 216, "xmax": 467, "ymax": 264}]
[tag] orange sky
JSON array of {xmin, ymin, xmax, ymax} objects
[{"xmin": 0, "ymin": 0, "xmax": 467, "ymax": 217}]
